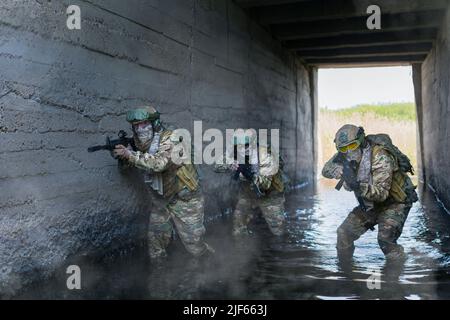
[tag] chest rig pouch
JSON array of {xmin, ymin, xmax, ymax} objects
[
  {"xmin": 144, "ymin": 131, "xmax": 200, "ymax": 199},
  {"xmin": 371, "ymin": 145, "xmax": 418, "ymax": 204}
]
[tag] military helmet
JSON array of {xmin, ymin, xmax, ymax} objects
[
  {"xmin": 334, "ymin": 124, "xmax": 365, "ymax": 153},
  {"xmin": 126, "ymin": 106, "xmax": 160, "ymax": 124}
]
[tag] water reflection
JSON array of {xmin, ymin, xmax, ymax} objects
[
  {"xmin": 146, "ymin": 179, "xmax": 450, "ymax": 300},
  {"xmin": 18, "ymin": 179, "xmax": 450, "ymax": 299}
]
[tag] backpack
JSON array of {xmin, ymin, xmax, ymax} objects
[
  {"xmin": 366, "ymin": 134, "xmax": 418, "ymax": 204},
  {"xmin": 365, "ymin": 134, "xmax": 414, "ymax": 175}
]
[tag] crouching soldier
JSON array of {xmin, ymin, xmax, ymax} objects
[
  {"xmin": 215, "ymin": 132, "xmax": 287, "ymax": 237},
  {"xmin": 113, "ymin": 106, "xmax": 213, "ymax": 260},
  {"xmin": 322, "ymin": 124, "xmax": 418, "ymax": 261}
]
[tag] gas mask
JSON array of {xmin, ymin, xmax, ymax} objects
[
  {"xmin": 133, "ymin": 122, "xmax": 154, "ymax": 144},
  {"xmin": 345, "ymin": 147, "xmax": 362, "ymax": 163}
]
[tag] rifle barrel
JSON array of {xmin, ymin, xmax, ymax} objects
[{"xmin": 87, "ymin": 145, "xmax": 109, "ymax": 152}]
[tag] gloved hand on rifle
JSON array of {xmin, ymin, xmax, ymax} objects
[
  {"xmin": 342, "ymin": 160, "xmax": 360, "ymax": 192},
  {"xmin": 230, "ymin": 161, "xmax": 239, "ymax": 172},
  {"xmin": 113, "ymin": 144, "xmax": 133, "ymax": 160}
]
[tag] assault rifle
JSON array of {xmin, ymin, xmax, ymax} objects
[
  {"xmin": 87, "ymin": 130, "xmax": 135, "ymax": 153},
  {"xmin": 333, "ymin": 153, "xmax": 375, "ymax": 231},
  {"xmin": 233, "ymin": 163, "xmax": 265, "ymax": 198}
]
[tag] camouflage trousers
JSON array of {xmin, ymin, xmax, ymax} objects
[
  {"xmin": 337, "ymin": 202, "xmax": 411, "ymax": 259},
  {"xmin": 147, "ymin": 190, "xmax": 209, "ymax": 258},
  {"xmin": 233, "ymin": 184, "xmax": 286, "ymax": 236}
]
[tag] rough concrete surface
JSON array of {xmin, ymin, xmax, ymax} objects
[{"xmin": 421, "ymin": 5, "xmax": 450, "ymax": 209}]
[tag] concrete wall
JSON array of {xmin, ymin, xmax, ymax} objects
[
  {"xmin": 0, "ymin": 0, "xmax": 315, "ymax": 296},
  {"xmin": 420, "ymin": 4, "xmax": 450, "ymax": 207}
]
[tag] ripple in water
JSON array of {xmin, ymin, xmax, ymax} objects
[{"xmin": 18, "ymin": 180, "xmax": 450, "ymax": 300}]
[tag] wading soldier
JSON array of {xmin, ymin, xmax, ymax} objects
[
  {"xmin": 113, "ymin": 106, "xmax": 213, "ymax": 261},
  {"xmin": 322, "ymin": 124, "xmax": 418, "ymax": 261},
  {"xmin": 215, "ymin": 133, "xmax": 287, "ymax": 237}
]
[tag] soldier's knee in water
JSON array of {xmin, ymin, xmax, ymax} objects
[
  {"xmin": 336, "ymin": 226, "xmax": 348, "ymax": 248},
  {"xmin": 337, "ymin": 224, "xmax": 348, "ymax": 240},
  {"xmin": 377, "ymin": 229, "xmax": 399, "ymax": 255},
  {"xmin": 336, "ymin": 224, "xmax": 355, "ymax": 249},
  {"xmin": 377, "ymin": 237, "xmax": 390, "ymax": 253},
  {"xmin": 378, "ymin": 223, "xmax": 398, "ymax": 242}
]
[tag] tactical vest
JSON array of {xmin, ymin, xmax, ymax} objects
[
  {"xmin": 258, "ymin": 146, "xmax": 286, "ymax": 194},
  {"xmin": 371, "ymin": 144, "xmax": 418, "ymax": 204},
  {"xmin": 270, "ymin": 171, "xmax": 285, "ymax": 193},
  {"xmin": 138, "ymin": 130, "xmax": 200, "ymax": 199},
  {"xmin": 160, "ymin": 162, "xmax": 200, "ymax": 198}
]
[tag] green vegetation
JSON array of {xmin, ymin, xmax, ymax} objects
[
  {"xmin": 321, "ymin": 102, "xmax": 416, "ymax": 121},
  {"xmin": 319, "ymin": 102, "xmax": 418, "ymax": 170}
]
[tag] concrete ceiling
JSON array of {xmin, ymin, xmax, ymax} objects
[{"xmin": 235, "ymin": 0, "xmax": 448, "ymax": 67}]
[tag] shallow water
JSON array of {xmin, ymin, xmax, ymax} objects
[{"xmin": 18, "ymin": 179, "xmax": 450, "ymax": 300}]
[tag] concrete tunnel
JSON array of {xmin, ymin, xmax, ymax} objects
[{"xmin": 0, "ymin": 0, "xmax": 449, "ymax": 296}]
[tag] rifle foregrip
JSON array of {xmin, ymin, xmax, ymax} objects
[{"xmin": 335, "ymin": 178, "xmax": 344, "ymax": 191}]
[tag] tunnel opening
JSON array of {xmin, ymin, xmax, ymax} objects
[
  {"xmin": 317, "ymin": 65, "xmax": 418, "ymax": 181},
  {"xmin": 309, "ymin": 64, "xmax": 450, "ymax": 300}
]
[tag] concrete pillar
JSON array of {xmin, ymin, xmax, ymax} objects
[
  {"xmin": 309, "ymin": 67, "xmax": 319, "ymax": 181},
  {"xmin": 412, "ymin": 63, "xmax": 425, "ymax": 183},
  {"xmin": 420, "ymin": 4, "xmax": 450, "ymax": 208}
]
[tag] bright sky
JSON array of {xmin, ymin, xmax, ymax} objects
[{"xmin": 318, "ymin": 66, "xmax": 415, "ymax": 109}]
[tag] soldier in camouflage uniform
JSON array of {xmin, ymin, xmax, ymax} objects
[
  {"xmin": 113, "ymin": 106, "xmax": 213, "ymax": 260},
  {"xmin": 322, "ymin": 124, "xmax": 418, "ymax": 261},
  {"xmin": 215, "ymin": 133, "xmax": 287, "ymax": 236}
]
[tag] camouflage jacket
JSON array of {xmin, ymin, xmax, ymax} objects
[
  {"xmin": 322, "ymin": 145, "xmax": 398, "ymax": 203},
  {"xmin": 124, "ymin": 130, "xmax": 199, "ymax": 198},
  {"xmin": 127, "ymin": 130, "xmax": 176, "ymax": 172}
]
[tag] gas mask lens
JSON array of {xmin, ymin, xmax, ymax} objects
[{"xmin": 337, "ymin": 140, "xmax": 360, "ymax": 153}]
